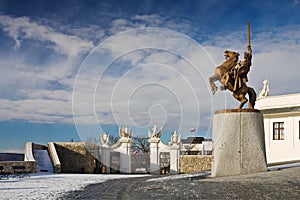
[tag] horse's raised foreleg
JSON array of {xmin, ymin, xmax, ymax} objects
[{"xmin": 208, "ymin": 73, "xmax": 219, "ymax": 95}]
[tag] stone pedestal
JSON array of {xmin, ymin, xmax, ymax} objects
[{"xmin": 211, "ymin": 109, "xmax": 267, "ymax": 177}]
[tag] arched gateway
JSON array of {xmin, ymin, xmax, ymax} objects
[{"xmin": 99, "ymin": 125, "xmax": 181, "ymax": 174}]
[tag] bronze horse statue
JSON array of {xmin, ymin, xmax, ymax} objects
[{"xmin": 208, "ymin": 50, "xmax": 256, "ymax": 109}]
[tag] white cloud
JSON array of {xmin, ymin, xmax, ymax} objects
[
  {"xmin": 76, "ymin": 24, "xmax": 300, "ymax": 132},
  {"xmin": 62, "ymin": 24, "xmax": 105, "ymax": 44},
  {"xmin": 108, "ymin": 14, "xmax": 193, "ymax": 36},
  {"xmin": 132, "ymin": 14, "xmax": 163, "ymax": 24},
  {"xmin": 27, "ymin": 89, "xmax": 71, "ymax": 102},
  {"xmin": 0, "ymin": 54, "xmax": 76, "ymax": 100},
  {"xmin": 0, "ymin": 15, "xmax": 94, "ymax": 56},
  {"xmin": 0, "ymin": 52, "xmax": 75, "ymax": 124},
  {"xmin": 249, "ymin": 25, "xmax": 300, "ymax": 95},
  {"xmin": 0, "ymin": 98, "xmax": 73, "ymax": 123},
  {"xmin": 0, "ymin": 14, "xmax": 300, "ymax": 138},
  {"xmin": 72, "ymin": 28, "xmax": 218, "ymax": 136}
]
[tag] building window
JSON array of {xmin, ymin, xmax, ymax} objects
[{"xmin": 273, "ymin": 122, "xmax": 284, "ymax": 140}]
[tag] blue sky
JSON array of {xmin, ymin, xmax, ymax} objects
[{"xmin": 0, "ymin": 0, "xmax": 300, "ymax": 152}]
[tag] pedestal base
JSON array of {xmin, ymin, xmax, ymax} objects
[{"xmin": 211, "ymin": 109, "xmax": 267, "ymax": 177}]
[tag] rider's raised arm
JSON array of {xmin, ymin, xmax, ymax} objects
[{"xmin": 247, "ymin": 45, "xmax": 252, "ymax": 56}]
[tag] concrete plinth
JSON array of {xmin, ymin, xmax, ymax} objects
[{"xmin": 211, "ymin": 109, "xmax": 267, "ymax": 177}]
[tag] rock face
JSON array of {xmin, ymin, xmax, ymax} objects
[
  {"xmin": 179, "ymin": 155, "xmax": 212, "ymax": 173},
  {"xmin": 211, "ymin": 109, "xmax": 267, "ymax": 177}
]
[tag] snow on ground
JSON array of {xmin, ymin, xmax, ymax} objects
[
  {"xmin": 0, "ymin": 173, "xmax": 149, "ymax": 200},
  {"xmin": 1, "ymin": 163, "xmax": 300, "ymax": 199}
]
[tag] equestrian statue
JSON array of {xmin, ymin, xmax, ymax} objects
[{"xmin": 208, "ymin": 21, "xmax": 256, "ymax": 109}]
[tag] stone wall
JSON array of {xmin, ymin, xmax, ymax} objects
[
  {"xmin": 0, "ymin": 161, "xmax": 36, "ymax": 173},
  {"xmin": 32, "ymin": 143, "xmax": 48, "ymax": 150},
  {"xmin": 54, "ymin": 142, "xmax": 98, "ymax": 173},
  {"xmin": 179, "ymin": 155, "xmax": 212, "ymax": 173}
]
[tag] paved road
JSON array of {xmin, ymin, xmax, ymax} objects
[{"xmin": 60, "ymin": 166, "xmax": 300, "ymax": 200}]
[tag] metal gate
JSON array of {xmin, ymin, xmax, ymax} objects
[
  {"xmin": 159, "ymin": 152, "xmax": 170, "ymax": 174},
  {"xmin": 131, "ymin": 152, "xmax": 149, "ymax": 173},
  {"xmin": 110, "ymin": 152, "xmax": 120, "ymax": 174}
]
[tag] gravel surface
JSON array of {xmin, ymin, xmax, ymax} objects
[{"xmin": 59, "ymin": 167, "xmax": 300, "ymax": 200}]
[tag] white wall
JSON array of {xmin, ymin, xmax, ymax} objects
[
  {"xmin": 149, "ymin": 138, "xmax": 180, "ymax": 174},
  {"xmin": 180, "ymin": 141, "xmax": 213, "ymax": 155},
  {"xmin": 264, "ymin": 115, "xmax": 300, "ymax": 164},
  {"xmin": 256, "ymin": 93, "xmax": 300, "ymax": 164},
  {"xmin": 100, "ymin": 137, "xmax": 132, "ymax": 173}
]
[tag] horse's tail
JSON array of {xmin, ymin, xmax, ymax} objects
[{"xmin": 248, "ymin": 87, "xmax": 257, "ymax": 108}]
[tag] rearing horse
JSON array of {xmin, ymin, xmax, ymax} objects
[
  {"xmin": 208, "ymin": 50, "xmax": 256, "ymax": 109},
  {"xmin": 209, "ymin": 50, "xmax": 239, "ymax": 95}
]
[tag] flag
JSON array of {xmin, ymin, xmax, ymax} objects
[
  {"xmin": 190, "ymin": 128, "xmax": 196, "ymax": 133},
  {"xmin": 132, "ymin": 150, "xmax": 139, "ymax": 158}
]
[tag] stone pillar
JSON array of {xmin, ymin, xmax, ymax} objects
[
  {"xmin": 149, "ymin": 137, "xmax": 160, "ymax": 174},
  {"xmin": 100, "ymin": 147, "xmax": 110, "ymax": 173},
  {"xmin": 169, "ymin": 147, "xmax": 180, "ymax": 174},
  {"xmin": 211, "ymin": 109, "xmax": 267, "ymax": 177},
  {"xmin": 119, "ymin": 137, "xmax": 132, "ymax": 173}
]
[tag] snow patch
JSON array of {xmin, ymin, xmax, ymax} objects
[
  {"xmin": 0, "ymin": 173, "xmax": 149, "ymax": 199},
  {"xmin": 267, "ymin": 162, "xmax": 300, "ymax": 171}
]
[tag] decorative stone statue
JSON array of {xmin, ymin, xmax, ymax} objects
[
  {"xmin": 100, "ymin": 132, "xmax": 110, "ymax": 146},
  {"xmin": 119, "ymin": 126, "xmax": 133, "ymax": 138},
  {"xmin": 208, "ymin": 21, "xmax": 257, "ymax": 109},
  {"xmin": 258, "ymin": 79, "xmax": 269, "ymax": 98},
  {"xmin": 169, "ymin": 131, "xmax": 181, "ymax": 145},
  {"xmin": 210, "ymin": 22, "xmax": 267, "ymax": 177},
  {"xmin": 148, "ymin": 124, "xmax": 162, "ymax": 139}
]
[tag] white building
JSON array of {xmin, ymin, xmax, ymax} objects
[
  {"xmin": 180, "ymin": 137, "xmax": 213, "ymax": 155},
  {"xmin": 255, "ymin": 92, "xmax": 300, "ymax": 164}
]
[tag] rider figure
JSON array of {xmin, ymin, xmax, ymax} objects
[
  {"xmin": 223, "ymin": 46, "xmax": 252, "ymax": 91},
  {"xmin": 233, "ymin": 46, "xmax": 252, "ymax": 91}
]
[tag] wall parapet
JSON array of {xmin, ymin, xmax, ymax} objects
[
  {"xmin": 0, "ymin": 161, "xmax": 36, "ymax": 174},
  {"xmin": 48, "ymin": 142, "xmax": 61, "ymax": 173},
  {"xmin": 24, "ymin": 142, "xmax": 35, "ymax": 162}
]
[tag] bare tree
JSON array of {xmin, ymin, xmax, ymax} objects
[
  {"xmin": 131, "ymin": 136, "xmax": 150, "ymax": 173},
  {"xmin": 131, "ymin": 136, "xmax": 150, "ymax": 154},
  {"xmin": 108, "ymin": 134, "xmax": 119, "ymax": 145},
  {"xmin": 85, "ymin": 135, "xmax": 99, "ymax": 144}
]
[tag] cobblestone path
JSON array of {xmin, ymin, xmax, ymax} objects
[{"xmin": 60, "ymin": 167, "xmax": 300, "ymax": 200}]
